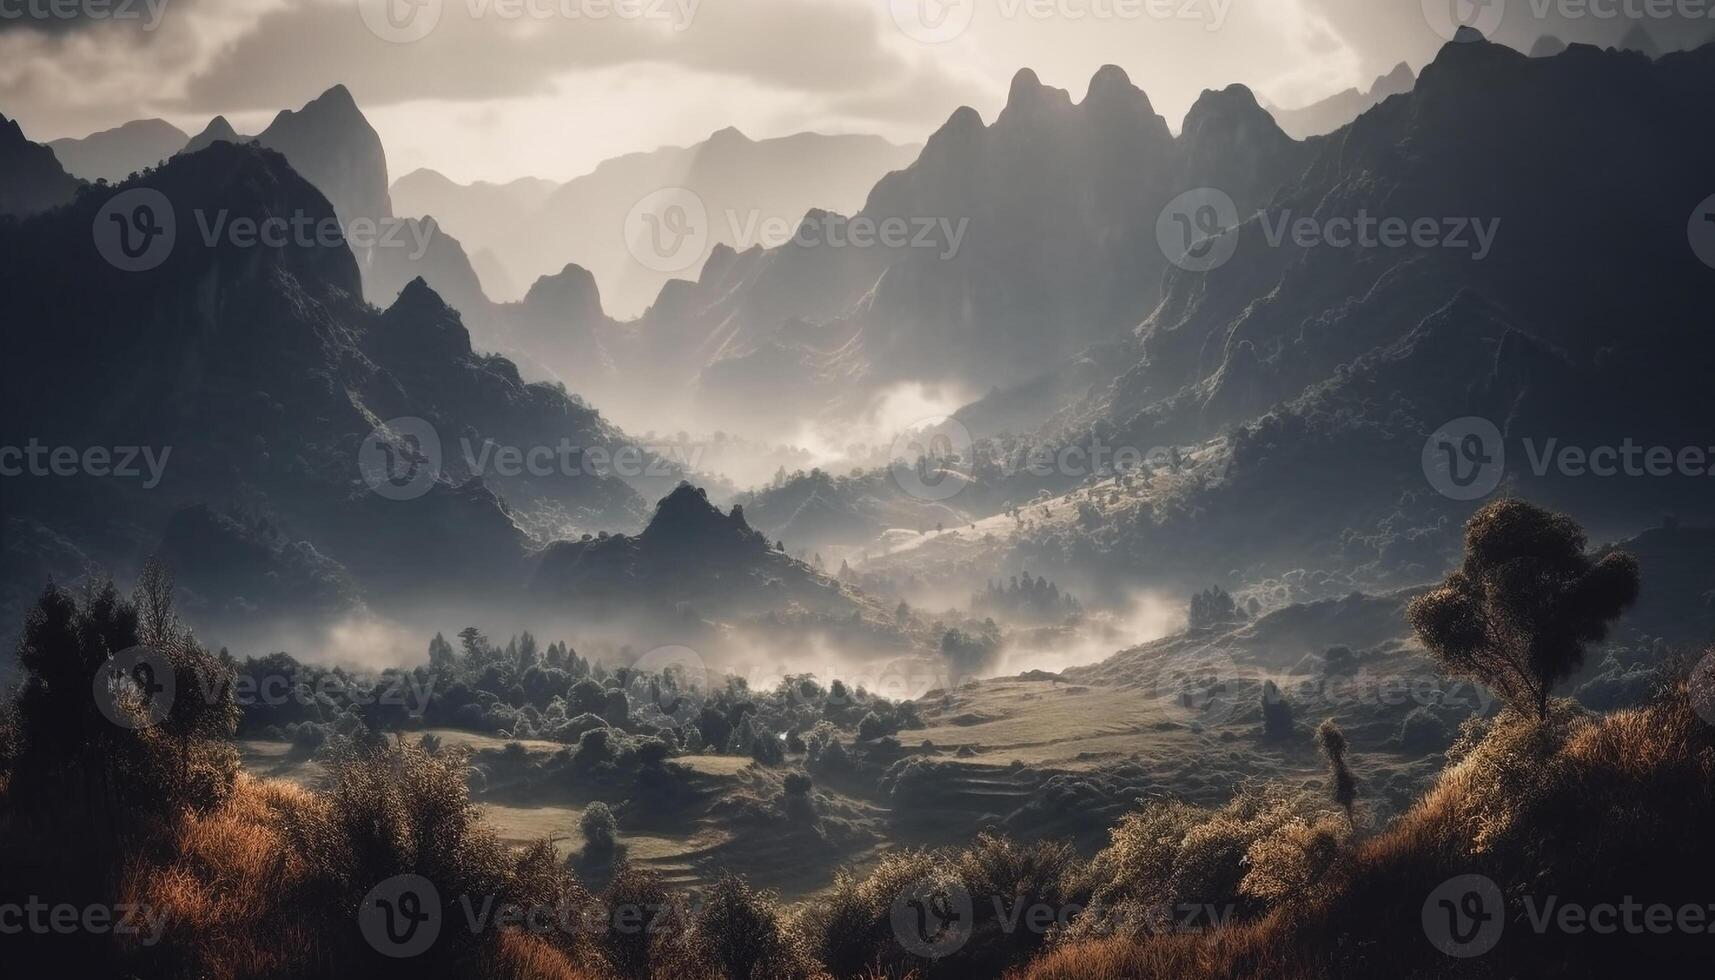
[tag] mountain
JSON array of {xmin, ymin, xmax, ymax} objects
[
  {"xmin": 0, "ymin": 113, "xmax": 80, "ymax": 218},
  {"xmin": 363, "ymin": 215, "xmax": 494, "ymax": 322},
  {"xmin": 247, "ymin": 85, "xmax": 392, "ymax": 227},
  {"xmin": 182, "ymin": 115, "xmax": 248, "ymax": 154},
  {"xmin": 1263, "ymin": 62, "xmax": 1415, "ymax": 139},
  {"xmin": 1615, "ymin": 23, "xmax": 1662, "ymax": 58},
  {"xmin": 474, "ymin": 128, "xmax": 921, "ymax": 318},
  {"xmin": 389, "ymin": 169, "xmax": 561, "ymax": 299},
  {"xmin": 49, "ymin": 119, "xmax": 187, "ymax": 183},
  {"xmin": 1023, "ymin": 38, "xmax": 1715, "ymax": 589},
  {"xmin": 1530, "ymin": 35, "xmax": 1569, "ymax": 58},
  {"xmin": 529, "ymin": 483, "xmax": 907, "ymax": 642},
  {"xmin": 572, "ymin": 67, "xmax": 1308, "ymax": 440},
  {"xmin": 0, "ymin": 140, "xmax": 663, "ymax": 637}
]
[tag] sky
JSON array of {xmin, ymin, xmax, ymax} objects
[{"xmin": 1, "ymin": 0, "xmax": 1708, "ymax": 183}]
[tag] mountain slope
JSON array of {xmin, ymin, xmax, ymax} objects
[
  {"xmin": 50, "ymin": 119, "xmax": 187, "ymax": 182},
  {"xmin": 1262, "ymin": 63, "xmax": 1415, "ymax": 139},
  {"xmin": 0, "ymin": 113, "xmax": 80, "ymax": 218}
]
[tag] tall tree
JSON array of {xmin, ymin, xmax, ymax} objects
[{"xmin": 1408, "ymin": 499, "xmax": 1640, "ymax": 720}]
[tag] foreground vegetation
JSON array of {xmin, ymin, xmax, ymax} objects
[{"xmin": 2, "ymin": 502, "xmax": 1710, "ymax": 978}]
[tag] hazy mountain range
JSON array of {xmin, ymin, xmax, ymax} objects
[{"xmin": 1261, "ymin": 63, "xmax": 1415, "ymax": 140}]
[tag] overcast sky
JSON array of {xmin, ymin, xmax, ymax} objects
[{"xmin": 2, "ymin": 0, "xmax": 1705, "ymax": 183}]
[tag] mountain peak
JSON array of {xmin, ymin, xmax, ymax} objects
[
  {"xmin": 707, "ymin": 125, "xmax": 752, "ymax": 146},
  {"xmin": 1084, "ymin": 64, "xmax": 1137, "ymax": 104},
  {"xmin": 640, "ymin": 483, "xmax": 763, "ymax": 549},
  {"xmin": 522, "ymin": 263, "xmax": 604, "ymax": 323}
]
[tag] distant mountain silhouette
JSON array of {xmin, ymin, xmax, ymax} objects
[
  {"xmin": 248, "ymin": 85, "xmax": 392, "ymax": 227},
  {"xmin": 390, "ymin": 169, "xmax": 561, "ymax": 298},
  {"xmin": 0, "ymin": 113, "xmax": 80, "ymax": 218},
  {"xmin": 1530, "ymin": 35, "xmax": 1569, "ymax": 58},
  {"xmin": 531, "ymin": 483, "xmax": 875, "ymax": 619},
  {"xmin": 464, "ymin": 128, "xmax": 920, "ymax": 317},
  {"xmin": 182, "ymin": 115, "xmax": 248, "ymax": 154},
  {"xmin": 584, "ymin": 66, "xmax": 1308, "ymax": 438},
  {"xmin": 50, "ymin": 119, "xmax": 187, "ymax": 183},
  {"xmin": 1263, "ymin": 63, "xmax": 1415, "ymax": 139},
  {"xmin": 0, "ymin": 141, "xmax": 668, "ymax": 633}
]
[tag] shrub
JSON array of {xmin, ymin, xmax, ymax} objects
[
  {"xmin": 579, "ymin": 802, "xmax": 619, "ymax": 864},
  {"xmin": 683, "ymin": 874, "xmax": 812, "ymax": 979}
]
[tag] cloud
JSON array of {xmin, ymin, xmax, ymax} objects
[{"xmin": 176, "ymin": 0, "xmax": 978, "ymax": 124}]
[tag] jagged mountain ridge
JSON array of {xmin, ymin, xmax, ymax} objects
[
  {"xmin": 0, "ymin": 141, "xmax": 661, "ymax": 634},
  {"xmin": 50, "ymin": 118, "xmax": 188, "ymax": 183},
  {"xmin": 0, "ymin": 113, "xmax": 81, "ymax": 218}
]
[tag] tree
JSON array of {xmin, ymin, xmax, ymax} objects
[
  {"xmin": 1315, "ymin": 719, "xmax": 1357, "ymax": 826},
  {"xmin": 1260, "ymin": 680, "xmax": 1294, "ymax": 739},
  {"xmin": 1408, "ymin": 499, "xmax": 1640, "ymax": 720},
  {"xmin": 580, "ymin": 802, "xmax": 619, "ymax": 862}
]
